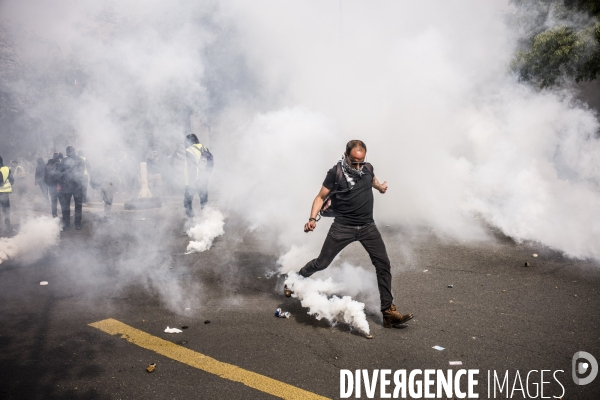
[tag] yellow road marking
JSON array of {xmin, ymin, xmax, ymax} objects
[{"xmin": 89, "ymin": 318, "xmax": 329, "ymax": 400}]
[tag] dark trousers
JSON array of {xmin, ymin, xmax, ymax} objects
[
  {"xmin": 38, "ymin": 182, "xmax": 48, "ymax": 200},
  {"xmin": 0, "ymin": 193, "xmax": 10, "ymax": 225},
  {"xmin": 184, "ymin": 184, "xmax": 208, "ymax": 218},
  {"xmin": 299, "ymin": 221, "xmax": 394, "ymax": 311},
  {"xmin": 48, "ymin": 185, "xmax": 59, "ymax": 217},
  {"xmin": 58, "ymin": 188, "xmax": 83, "ymax": 228}
]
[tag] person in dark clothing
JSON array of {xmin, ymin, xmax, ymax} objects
[
  {"xmin": 183, "ymin": 134, "xmax": 213, "ymax": 223},
  {"xmin": 0, "ymin": 156, "xmax": 15, "ymax": 232},
  {"xmin": 35, "ymin": 157, "xmax": 48, "ymax": 200},
  {"xmin": 58, "ymin": 146, "xmax": 85, "ymax": 230},
  {"xmin": 44, "ymin": 152, "xmax": 63, "ymax": 218},
  {"xmin": 298, "ymin": 140, "xmax": 413, "ymax": 328}
]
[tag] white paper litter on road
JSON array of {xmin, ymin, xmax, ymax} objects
[
  {"xmin": 423, "ymin": 270, "xmax": 428, "ymax": 272},
  {"xmin": 432, "ymin": 345, "xmax": 445, "ymax": 351},
  {"xmin": 39, "ymin": 281, "xmax": 48, "ymax": 286},
  {"xmin": 164, "ymin": 326, "xmax": 183, "ymax": 333},
  {"xmin": 533, "ymin": 254, "xmax": 538, "ymax": 257},
  {"xmin": 449, "ymin": 361, "xmax": 463, "ymax": 365}
]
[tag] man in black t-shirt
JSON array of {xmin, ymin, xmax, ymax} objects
[{"xmin": 298, "ymin": 140, "xmax": 413, "ymax": 328}]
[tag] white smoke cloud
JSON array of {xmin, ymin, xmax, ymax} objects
[
  {"xmin": 212, "ymin": 1, "xmax": 600, "ymax": 260},
  {"xmin": 1, "ymin": 1, "xmax": 600, "ymax": 326},
  {"xmin": 186, "ymin": 206, "xmax": 225, "ymax": 254},
  {"xmin": 284, "ymin": 272, "xmax": 371, "ymax": 335},
  {"xmin": 280, "ymin": 244, "xmax": 379, "ymax": 333},
  {"xmin": 0, "ymin": 216, "xmax": 61, "ymax": 265}
]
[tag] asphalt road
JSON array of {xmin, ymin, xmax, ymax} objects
[{"xmin": 1, "ymin": 197, "xmax": 599, "ymax": 399}]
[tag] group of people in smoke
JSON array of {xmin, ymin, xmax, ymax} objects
[
  {"xmin": 0, "ymin": 146, "xmax": 115, "ymax": 233},
  {"xmin": 40, "ymin": 147, "xmax": 90, "ymax": 230},
  {"xmin": 0, "ymin": 133, "xmax": 214, "ymax": 235}
]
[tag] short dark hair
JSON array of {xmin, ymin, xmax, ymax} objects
[
  {"xmin": 345, "ymin": 140, "xmax": 367, "ymax": 156},
  {"xmin": 185, "ymin": 134, "xmax": 199, "ymax": 146}
]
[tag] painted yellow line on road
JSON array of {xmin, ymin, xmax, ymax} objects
[{"xmin": 89, "ymin": 318, "xmax": 329, "ymax": 400}]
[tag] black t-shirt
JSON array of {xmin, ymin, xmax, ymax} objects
[
  {"xmin": 323, "ymin": 163, "xmax": 374, "ymax": 226},
  {"xmin": 58, "ymin": 155, "xmax": 85, "ymax": 193}
]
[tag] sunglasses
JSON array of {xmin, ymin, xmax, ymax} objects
[{"xmin": 346, "ymin": 156, "xmax": 366, "ymax": 168}]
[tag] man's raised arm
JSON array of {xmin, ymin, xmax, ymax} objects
[{"xmin": 372, "ymin": 176, "xmax": 388, "ymax": 194}]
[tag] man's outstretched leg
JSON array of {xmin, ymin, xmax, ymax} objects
[
  {"xmin": 299, "ymin": 222, "xmax": 355, "ymax": 277},
  {"xmin": 359, "ymin": 223, "xmax": 413, "ymax": 327}
]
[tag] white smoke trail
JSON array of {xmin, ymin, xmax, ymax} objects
[
  {"xmin": 280, "ymin": 245, "xmax": 376, "ymax": 334},
  {"xmin": 185, "ymin": 206, "xmax": 225, "ymax": 254},
  {"xmin": 284, "ymin": 272, "xmax": 370, "ymax": 335},
  {"xmin": 0, "ymin": 216, "xmax": 61, "ymax": 265}
]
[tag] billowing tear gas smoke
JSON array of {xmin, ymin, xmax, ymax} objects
[
  {"xmin": 214, "ymin": 1, "xmax": 600, "ymax": 261},
  {"xmin": 284, "ymin": 272, "xmax": 371, "ymax": 335},
  {"xmin": 186, "ymin": 206, "xmax": 225, "ymax": 254},
  {"xmin": 279, "ymin": 245, "xmax": 380, "ymax": 334},
  {"xmin": 0, "ymin": 216, "xmax": 61, "ymax": 265},
  {"xmin": 2, "ymin": 1, "xmax": 600, "ymax": 325}
]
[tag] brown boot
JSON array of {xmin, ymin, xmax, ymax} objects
[{"xmin": 382, "ymin": 304, "xmax": 413, "ymax": 328}]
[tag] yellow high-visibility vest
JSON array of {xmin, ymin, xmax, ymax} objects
[
  {"xmin": 0, "ymin": 166, "xmax": 12, "ymax": 193},
  {"xmin": 184, "ymin": 143, "xmax": 208, "ymax": 185}
]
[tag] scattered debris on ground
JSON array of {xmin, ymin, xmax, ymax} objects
[
  {"xmin": 274, "ymin": 308, "xmax": 290, "ymax": 318},
  {"xmin": 146, "ymin": 363, "xmax": 156, "ymax": 373},
  {"xmin": 164, "ymin": 326, "xmax": 182, "ymax": 333}
]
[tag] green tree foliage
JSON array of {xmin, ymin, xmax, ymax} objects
[{"xmin": 511, "ymin": 0, "xmax": 600, "ymax": 88}]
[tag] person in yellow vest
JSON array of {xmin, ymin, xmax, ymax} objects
[
  {"xmin": 0, "ymin": 156, "xmax": 15, "ymax": 232},
  {"xmin": 184, "ymin": 134, "xmax": 213, "ymax": 222},
  {"xmin": 78, "ymin": 150, "xmax": 91, "ymax": 203}
]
